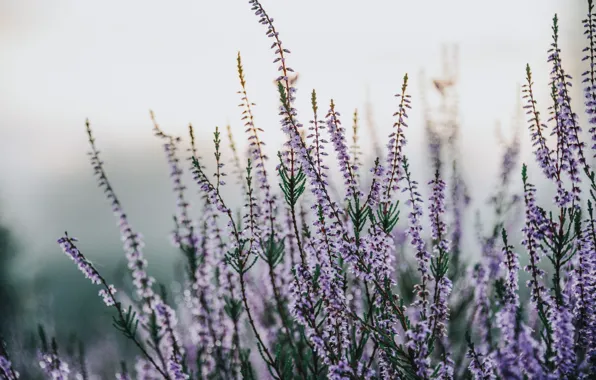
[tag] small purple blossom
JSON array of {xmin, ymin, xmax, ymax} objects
[
  {"xmin": 99, "ymin": 285, "xmax": 117, "ymax": 307},
  {"xmin": 402, "ymin": 157, "xmax": 431, "ymax": 313}
]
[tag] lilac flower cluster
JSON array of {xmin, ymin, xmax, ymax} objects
[
  {"xmin": 38, "ymin": 352, "xmax": 70, "ymax": 380},
  {"xmin": 4, "ymin": 1, "xmax": 596, "ymax": 379}
]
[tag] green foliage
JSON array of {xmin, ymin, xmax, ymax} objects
[
  {"xmin": 278, "ymin": 153, "xmax": 307, "ymax": 208},
  {"xmin": 113, "ymin": 305, "xmax": 140, "ymax": 341},
  {"xmin": 224, "ymin": 296, "xmax": 244, "ymax": 323},
  {"xmin": 372, "ymin": 202, "xmax": 400, "ymax": 234},
  {"xmin": 259, "ymin": 235, "xmax": 286, "ymax": 268}
]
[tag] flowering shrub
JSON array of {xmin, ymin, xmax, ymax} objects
[{"xmin": 2, "ymin": 0, "xmax": 596, "ymax": 379}]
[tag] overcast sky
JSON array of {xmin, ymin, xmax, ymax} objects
[{"xmin": 0, "ymin": 1, "xmax": 586, "ymax": 263}]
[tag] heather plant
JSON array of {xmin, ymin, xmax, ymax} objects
[{"xmin": 3, "ymin": 0, "xmax": 596, "ymax": 379}]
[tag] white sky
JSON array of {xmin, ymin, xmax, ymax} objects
[{"xmin": 0, "ymin": 0, "xmax": 585, "ymax": 231}]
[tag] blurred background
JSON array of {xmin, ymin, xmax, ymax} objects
[{"xmin": 0, "ymin": 0, "xmax": 586, "ymax": 371}]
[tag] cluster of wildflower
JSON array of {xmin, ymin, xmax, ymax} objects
[
  {"xmin": 38, "ymin": 352, "xmax": 70, "ymax": 380},
  {"xmin": 37, "ymin": 338, "xmax": 70, "ymax": 380},
  {"xmin": 4, "ymin": 0, "xmax": 596, "ymax": 379}
]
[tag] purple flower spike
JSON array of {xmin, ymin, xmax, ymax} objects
[
  {"xmin": 85, "ymin": 120, "xmax": 158, "ymax": 313},
  {"xmin": 553, "ymin": 303, "xmax": 576, "ymax": 377},
  {"xmin": 57, "ymin": 235, "xmax": 101, "ymax": 286},
  {"xmin": 58, "ymin": 234, "xmax": 118, "ymax": 307},
  {"xmin": 326, "ymin": 100, "xmax": 359, "ymax": 200}
]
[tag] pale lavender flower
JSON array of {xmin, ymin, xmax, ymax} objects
[
  {"xmin": 497, "ymin": 229, "xmax": 520, "ymax": 349},
  {"xmin": 466, "ymin": 348, "xmax": 496, "ymax": 380},
  {"xmin": 571, "ymin": 221, "xmax": 594, "ymax": 347},
  {"xmin": 400, "ymin": 159, "xmax": 434, "ymax": 377},
  {"xmin": 57, "ymin": 235, "xmax": 101, "ymax": 286},
  {"xmin": 405, "ymin": 319, "xmax": 431, "ymax": 378},
  {"xmin": 517, "ymin": 324, "xmax": 545, "ymax": 379},
  {"xmin": 428, "ymin": 171, "xmax": 448, "ymax": 253},
  {"xmin": 289, "ymin": 265, "xmax": 331, "ymax": 363},
  {"xmin": 521, "ymin": 168, "xmax": 550, "ymax": 309},
  {"xmin": 167, "ymin": 355, "xmax": 188, "ymax": 380},
  {"xmin": 436, "ymin": 352, "xmax": 454, "ymax": 380},
  {"xmin": 99, "ymin": 285, "xmax": 117, "ymax": 307},
  {"xmin": 367, "ymin": 159, "xmax": 385, "ymax": 208},
  {"xmin": 357, "ymin": 224, "xmax": 395, "ymax": 283},
  {"xmin": 326, "ymin": 101, "xmax": 360, "ymax": 200},
  {"xmin": 553, "ymin": 304, "xmax": 576, "ymax": 377},
  {"xmin": 328, "ymin": 360, "xmax": 353, "ymax": 380},
  {"xmin": 495, "ymin": 230, "xmax": 523, "ymax": 379},
  {"xmin": 39, "ymin": 352, "xmax": 70, "ymax": 380},
  {"xmin": 155, "ymin": 303, "xmax": 188, "ymax": 379},
  {"xmin": 402, "ymin": 159, "xmax": 431, "ymax": 312},
  {"xmin": 0, "ymin": 353, "xmax": 19, "ymax": 380},
  {"xmin": 185, "ymin": 221, "xmax": 217, "ymax": 375},
  {"xmin": 197, "ymin": 203, "xmax": 233, "ymax": 360},
  {"xmin": 429, "ymin": 277, "xmax": 452, "ymax": 340},
  {"xmin": 428, "ymin": 170, "xmax": 452, "ymax": 340},
  {"xmin": 548, "ymin": 85, "xmax": 577, "ymax": 208},
  {"xmin": 57, "ymin": 234, "xmax": 117, "ymax": 307},
  {"xmin": 501, "ymin": 236, "xmax": 520, "ymax": 307},
  {"xmin": 191, "ymin": 156, "xmax": 230, "ymax": 215},
  {"xmin": 281, "ymin": 145, "xmax": 351, "ymax": 365},
  {"xmin": 494, "ymin": 313, "xmax": 521, "ymax": 379},
  {"xmin": 377, "ymin": 352, "xmax": 398, "ymax": 379}
]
